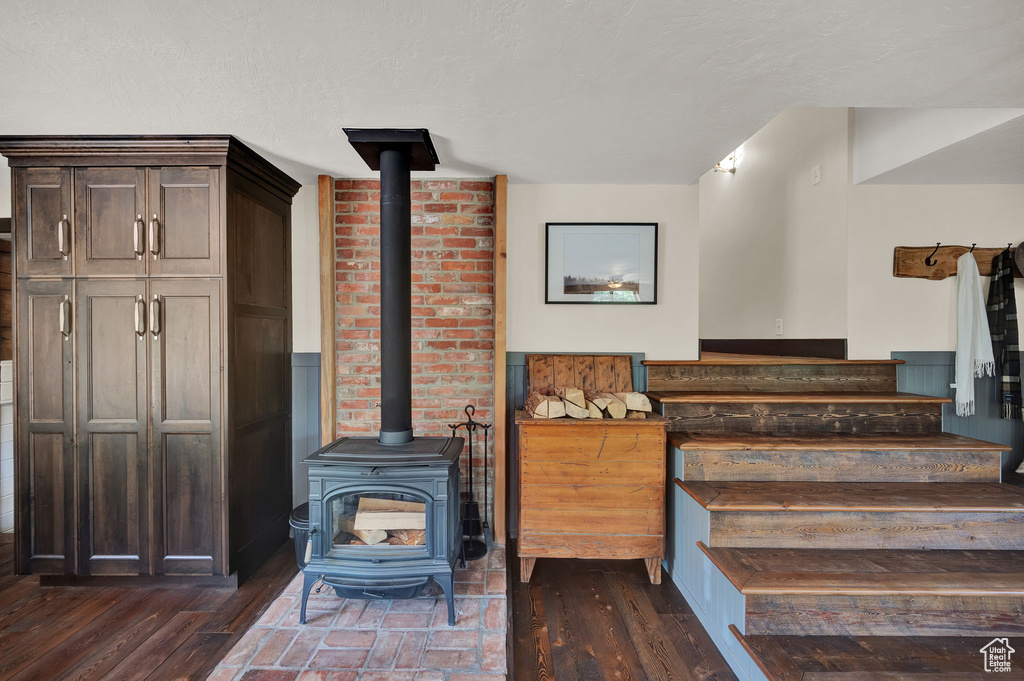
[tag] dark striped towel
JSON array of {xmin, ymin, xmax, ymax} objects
[{"xmin": 986, "ymin": 248, "xmax": 1022, "ymax": 419}]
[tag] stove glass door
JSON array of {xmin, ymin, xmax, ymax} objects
[{"xmin": 330, "ymin": 491, "xmax": 428, "ymax": 549}]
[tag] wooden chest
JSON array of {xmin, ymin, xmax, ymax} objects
[{"xmin": 515, "ymin": 354, "xmax": 668, "ymax": 584}]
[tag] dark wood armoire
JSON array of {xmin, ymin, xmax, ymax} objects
[{"xmin": 0, "ymin": 136, "xmax": 300, "ymax": 582}]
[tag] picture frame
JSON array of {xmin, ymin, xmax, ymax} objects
[{"xmin": 545, "ymin": 222, "xmax": 658, "ymax": 304}]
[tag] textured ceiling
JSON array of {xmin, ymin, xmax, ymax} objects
[{"xmin": 1, "ymin": 0, "xmax": 1023, "ymax": 185}]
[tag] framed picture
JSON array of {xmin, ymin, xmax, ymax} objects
[{"xmin": 545, "ymin": 222, "xmax": 658, "ymax": 304}]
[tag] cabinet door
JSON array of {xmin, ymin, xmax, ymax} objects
[
  {"xmin": 17, "ymin": 280, "xmax": 75, "ymax": 573},
  {"xmin": 76, "ymin": 280, "xmax": 149, "ymax": 574},
  {"xmin": 150, "ymin": 279, "xmax": 222, "ymax": 575},
  {"xmin": 14, "ymin": 167, "xmax": 74, "ymax": 277},
  {"xmin": 148, "ymin": 168, "xmax": 221, "ymax": 276},
  {"xmin": 74, "ymin": 168, "xmax": 148, "ymax": 277}
]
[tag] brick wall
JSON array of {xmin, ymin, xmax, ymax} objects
[{"xmin": 333, "ymin": 178, "xmax": 496, "ymax": 524}]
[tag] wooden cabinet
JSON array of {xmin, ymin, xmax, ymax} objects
[
  {"xmin": 515, "ymin": 354, "xmax": 669, "ymax": 585},
  {"xmin": 76, "ymin": 279, "xmax": 149, "ymax": 575},
  {"xmin": 14, "ymin": 167, "xmax": 73, "ymax": 277},
  {"xmin": 74, "ymin": 168, "xmax": 148, "ymax": 277},
  {"xmin": 516, "ymin": 415, "xmax": 668, "ymax": 584},
  {"xmin": 16, "ymin": 279, "xmax": 75, "ymax": 573},
  {"xmin": 1, "ymin": 136, "xmax": 299, "ymax": 581},
  {"xmin": 148, "ymin": 167, "xmax": 221, "ymax": 276},
  {"xmin": 149, "ymin": 278, "xmax": 222, "ymax": 575}
]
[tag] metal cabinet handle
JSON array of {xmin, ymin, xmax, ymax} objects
[
  {"xmin": 134, "ymin": 215, "xmax": 145, "ymax": 258},
  {"xmin": 150, "ymin": 295, "xmax": 161, "ymax": 337},
  {"xmin": 135, "ymin": 295, "xmax": 145, "ymax": 337},
  {"xmin": 149, "ymin": 214, "xmax": 160, "ymax": 257},
  {"xmin": 58, "ymin": 214, "xmax": 70, "ymax": 258},
  {"xmin": 59, "ymin": 296, "xmax": 71, "ymax": 339}
]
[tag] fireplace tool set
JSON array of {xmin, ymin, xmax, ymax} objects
[{"xmin": 449, "ymin": 405, "xmax": 492, "ymax": 560}]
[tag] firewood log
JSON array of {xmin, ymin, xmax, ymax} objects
[
  {"xmin": 358, "ymin": 497, "xmax": 425, "ymax": 513},
  {"xmin": 614, "ymin": 391, "xmax": 652, "ymax": 412},
  {"xmin": 390, "ymin": 529, "xmax": 427, "ymax": 545},
  {"xmin": 555, "ymin": 386, "xmax": 586, "ymax": 408},
  {"xmin": 563, "ymin": 399, "xmax": 590, "ymax": 418},
  {"xmin": 525, "ymin": 391, "xmax": 566, "ymax": 419},
  {"xmin": 584, "ymin": 391, "xmax": 613, "ymax": 410},
  {"xmin": 354, "ymin": 511, "xmax": 426, "ymax": 531},
  {"xmin": 337, "ymin": 517, "xmax": 386, "ymax": 545},
  {"xmin": 626, "ymin": 410, "xmax": 647, "ymax": 420},
  {"xmin": 602, "ymin": 393, "xmax": 627, "ymax": 419},
  {"xmin": 586, "ymin": 400, "xmax": 604, "ymax": 418}
]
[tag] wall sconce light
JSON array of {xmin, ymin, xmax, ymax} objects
[{"xmin": 714, "ymin": 152, "xmax": 737, "ymax": 174}]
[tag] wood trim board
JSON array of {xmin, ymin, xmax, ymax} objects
[
  {"xmin": 318, "ymin": 175, "xmax": 336, "ymax": 446},
  {"xmin": 493, "ymin": 174, "xmax": 508, "ymax": 545}
]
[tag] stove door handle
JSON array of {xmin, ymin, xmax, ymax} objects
[
  {"xmin": 361, "ymin": 467, "xmax": 380, "ymax": 476},
  {"xmin": 363, "ymin": 589, "xmax": 387, "ymax": 598}
]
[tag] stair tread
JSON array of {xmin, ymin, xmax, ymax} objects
[
  {"xmin": 699, "ymin": 543, "xmax": 1024, "ymax": 595},
  {"xmin": 669, "ymin": 432, "xmax": 1010, "ymax": 451},
  {"xmin": 676, "ymin": 480, "xmax": 1024, "ymax": 512},
  {"xmin": 647, "ymin": 391, "xmax": 950, "ymax": 404},
  {"xmin": 643, "ymin": 353, "xmax": 905, "ymax": 366},
  {"xmin": 731, "ymin": 626, "xmax": 1024, "ymax": 681}
]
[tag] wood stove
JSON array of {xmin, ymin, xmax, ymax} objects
[
  {"xmin": 298, "ymin": 128, "xmax": 467, "ymax": 626},
  {"xmin": 299, "ymin": 436, "xmax": 463, "ymax": 625}
]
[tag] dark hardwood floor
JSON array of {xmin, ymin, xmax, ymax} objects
[
  {"xmin": 508, "ymin": 541, "xmax": 737, "ymax": 681},
  {"xmin": 0, "ymin": 534, "xmax": 297, "ymax": 681}
]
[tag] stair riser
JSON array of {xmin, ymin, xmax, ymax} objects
[
  {"xmin": 648, "ymin": 364, "xmax": 897, "ymax": 392},
  {"xmin": 684, "ymin": 449, "xmax": 1002, "ymax": 483},
  {"xmin": 659, "ymin": 403, "xmax": 943, "ymax": 434},
  {"xmin": 710, "ymin": 511, "xmax": 1024, "ymax": 550},
  {"xmin": 746, "ymin": 594, "xmax": 1024, "ymax": 637}
]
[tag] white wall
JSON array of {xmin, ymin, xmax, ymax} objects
[
  {"xmin": 0, "ymin": 184, "xmax": 9, "ymax": 219},
  {"xmin": 853, "ymin": 108, "xmax": 1024, "ymax": 184},
  {"xmin": 847, "ymin": 184, "xmax": 1024, "ymax": 358},
  {"xmin": 699, "ymin": 108, "xmax": 850, "ymax": 340},
  {"xmin": 507, "ymin": 184, "xmax": 699, "ymax": 360},
  {"xmin": 290, "ymin": 184, "xmax": 321, "ymax": 353}
]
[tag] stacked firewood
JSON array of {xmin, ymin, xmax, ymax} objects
[
  {"xmin": 336, "ymin": 497, "xmax": 427, "ymax": 546},
  {"xmin": 524, "ymin": 387, "xmax": 652, "ymax": 419}
]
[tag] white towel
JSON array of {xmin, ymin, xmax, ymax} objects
[{"xmin": 955, "ymin": 252, "xmax": 995, "ymax": 416}]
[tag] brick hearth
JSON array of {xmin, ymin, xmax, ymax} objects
[{"xmin": 208, "ymin": 548, "xmax": 507, "ymax": 680}]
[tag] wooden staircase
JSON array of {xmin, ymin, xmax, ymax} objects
[{"xmin": 648, "ymin": 353, "xmax": 1024, "ymax": 681}]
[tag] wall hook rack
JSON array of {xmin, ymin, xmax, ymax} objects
[{"xmin": 894, "ymin": 244, "xmax": 1022, "ymax": 280}]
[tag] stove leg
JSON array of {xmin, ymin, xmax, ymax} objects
[
  {"xmin": 299, "ymin": 572, "xmax": 319, "ymax": 625},
  {"xmin": 440, "ymin": 573, "xmax": 456, "ymax": 626}
]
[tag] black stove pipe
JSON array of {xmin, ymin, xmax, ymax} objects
[{"xmin": 378, "ymin": 146, "xmax": 414, "ymax": 445}]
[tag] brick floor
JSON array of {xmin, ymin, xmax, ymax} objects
[{"xmin": 209, "ymin": 548, "xmax": 507, "ymax": 681}]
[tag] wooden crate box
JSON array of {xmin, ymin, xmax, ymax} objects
[{"xmin": 516, "ymin": 354, "xmax": 668, "ymax": 584}]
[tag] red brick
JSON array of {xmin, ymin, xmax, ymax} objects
[
  {"xmin": 442, "ymin": 214, "xmax": 476, "ymax": 225},
  {"xmin": 424, "ymin": 203, "xmax": 458, "ymax": 213},
  {"xmin": 459, "ymin": 203, "xmax": 493, "ymax": 214},
  {"xmin": 459, "ymin": 180, "xmax": 494, "ymax": 191},
  {"xmin": 439, "ymin": 191, "xmax": 475, "ymax": 202},
  {"xmin": 336, "ymin": 191, "xmax": 369, "ymax": 201},
  {"xmin": 308, "ymin": 649, "xmax": 370, "ymax": 669},
  {"xmin": 423, "ymin": 180, "xmax": 458, "ymax": 191},
  {"xmin": 441, "ymin": 261, "xmax": 475, "ymax": 271},
  {"xmin": 459, "ymin": 250, "xmax": 492, "ymax": 260},
  {"xmin": 240, "ymin": 671, "xmax": 299, "ymax": 681},
  {"xmin": 442, "ymin": 237, "xmax": 478, "ymax": 248}
]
